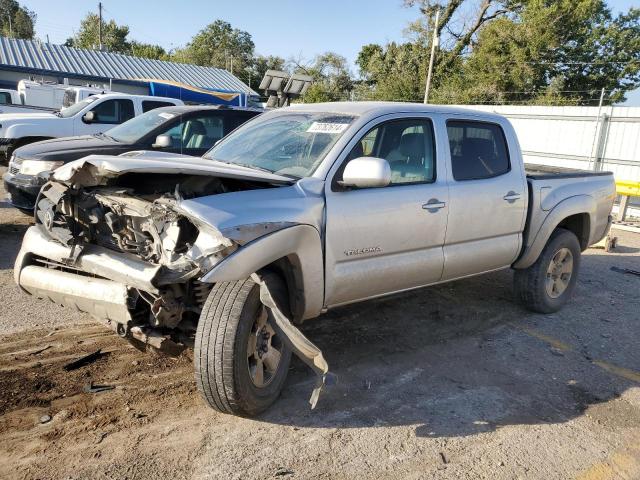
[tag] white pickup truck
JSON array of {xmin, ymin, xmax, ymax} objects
[
  {"xmin": 0, "ymin": 81, "xmax": 109, "ymax": 115},
  {"xmin": 0, "ymin": 93, "xmax": 182, "ymax": 162},
  {"xmin": 14, "ymin": 102, "xmax": 615, "ymax": 415},
  {"xmin": 0, "ymin": 87, "xmax": 59, "ymax": 115}
]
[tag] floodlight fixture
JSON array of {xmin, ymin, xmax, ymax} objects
[
  {"xmin": 284, "ymin": 73, "xmax": 313, "ymax": 97},
  {"xmin": 258, "ymin": 70, "xmax": 289, "ymax": 93}
]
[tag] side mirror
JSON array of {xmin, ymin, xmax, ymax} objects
[
  {"xmin": 152, "ymin": 134, "xmax": 172, "ymax": 148},
  {"xmin": 341, "ymin": 157, "xmax": 391, "ymax": 188},
  {"xmin": 82, "ymin": 111, "xmax": 95, "ymax": 123}
]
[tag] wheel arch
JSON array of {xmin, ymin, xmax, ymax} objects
[
  {"xmin": 514, "ymin": 194, "xmax": 596, "ymax": 269},
  {"xmin": 200, "ymin": 224, "xmax": 324, "ymax": 322}
]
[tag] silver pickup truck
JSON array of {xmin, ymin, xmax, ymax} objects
[{"xmin": 14, "ymin": 102, "xmax": 615, "ymax": 415}]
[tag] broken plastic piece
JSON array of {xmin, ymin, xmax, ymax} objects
[
  {"xmin": 252, "ymin": 273, "xmax": 335, "ymax": 409},
  {"xmin": 610, "ymin": 266, "xmax": 640, "ymax": 277},
  {"xmin": 84, "ymin": 382, "xmax": 115, "ymax": 393},
  {"xmin": 63, "ymin": 349, "xmax": 106, "ymax": 371}
]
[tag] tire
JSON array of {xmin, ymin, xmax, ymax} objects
[
  {"xmin": 194, "ymin": 278, "xmax": 292, "ymax": 416},
  {"xmin": 514, "ymin": 228, "xmax": 581, "ymax": 313}
]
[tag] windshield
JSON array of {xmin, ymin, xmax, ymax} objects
[
  {"xmin": 203, "ymin": 112, "xmax": 356, "ymax": 178},
  {"xmin": 58, "ymin": 96, "xmax": 97, "ymax": 118},
  {"xmin": 106, "ymin": 109, "xmax": 176, "ymax": 143}
]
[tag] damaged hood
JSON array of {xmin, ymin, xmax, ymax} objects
[
  {"xmin": 178, "ymin": 178, "xmax": 326, "ymax": 235},
  {"xmin": 52, "ymin": 154, "xmax": 296, "ymax": 186}
]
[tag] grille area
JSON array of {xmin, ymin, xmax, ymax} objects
[{"xmin": 8, "ymin": 155, "xmax": 21, "ymax": 174}]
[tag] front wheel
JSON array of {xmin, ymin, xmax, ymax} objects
[
  {"xmin": 514, "ymin": 228, "xmax": 581, "ymax": 313},
  {"xmin": 194, "ymin": 278, "xmax": 292, "ymax": 416}
]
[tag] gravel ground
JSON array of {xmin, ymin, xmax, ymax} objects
[{"xmin": 1, "ymin": 165, "xmax": 640, "ymax": 479}]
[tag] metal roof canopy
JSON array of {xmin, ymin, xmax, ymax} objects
[{"xmin": 0, "ymin": 36, "xmax": 257, "ymax": 96}]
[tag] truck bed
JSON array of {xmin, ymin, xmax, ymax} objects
[{"xmin": 525, "ymin": 163, "xmax": 612, "ymax": 180}]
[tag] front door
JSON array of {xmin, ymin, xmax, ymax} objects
[
  {"xmin": 324, "ymin": 116, "xmax": 449, "ymax": 307},
  {"xmin": 442, "ymin": 118, "xmax": 527, "ymax": 280},
  {"xmin": 74, "ymin": 98, "xmax": 135, "ymax": 135}
]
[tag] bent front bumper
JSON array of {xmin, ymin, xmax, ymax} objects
[
  {"xmin": 14, "ymin": 226, "xmax": 164, "ymax": 324},
  {"xmin": 19, "ymin": 265, "xmax": 132, "ymax": 323},
  {"xmin": 2, "ymin": 170, "xmax": 44, "ymax": 210}
]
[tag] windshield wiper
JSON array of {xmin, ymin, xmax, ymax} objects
[{"xmin": 94, "ymin": 132, "xmax": 118, "ymax": 142}]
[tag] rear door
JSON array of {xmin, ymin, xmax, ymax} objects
[
  {"xmin": 442, "ymin": 118, "xmax": 527, "ymax": 280},
  {"xmin": 323, "ymin": 114, "xmax": 449, "ymax": 307}
]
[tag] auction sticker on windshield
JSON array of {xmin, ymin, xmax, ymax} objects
[{"xmin": 307, "ymin": 122, "xmax": 350, "ymax": 134}]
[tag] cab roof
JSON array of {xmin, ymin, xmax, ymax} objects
[{"xmin": 284, "ymin": 101, "xmax": 505, "ymax": 121}]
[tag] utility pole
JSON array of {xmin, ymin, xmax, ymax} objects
[
  {"xmin": 588, "ymin": 87, "xmax": 607, "ymax": 171},
  {"xmin": 7, "ymin": 13, "xmax": 12, "ymax": 37},
  {"xmin": 423, "ymin": 9, "xmax": 440, "ymax": 104},
  {"xmin": 98, "ymin": 2, "xmax": 103, "ymax": 51}
]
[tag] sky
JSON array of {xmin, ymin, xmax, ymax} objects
[{"xmin": 20, "ymin": 0, "xmax": 640, "ymax": 105}]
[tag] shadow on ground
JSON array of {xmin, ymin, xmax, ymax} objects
[{"xmin": 256, "ymin": 247, "xmax": 640, "ymax": 438}]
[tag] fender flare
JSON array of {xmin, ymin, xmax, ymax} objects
[
  {"xmin": 6, "ymin": 123, "xmax": 50, "ymax": 138},
  {"xmin": 200, "ymin": 224, "xmax": 324, "ymax": 320},
  {"xmin": 513, "ymin": 194, "xmax": 596, "ymax": 269}
]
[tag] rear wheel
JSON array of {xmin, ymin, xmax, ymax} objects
[
  {"xmin": 514, "ymin": 228, "xmax": 581, "ymax": 313},
  {"xmin": 194, "ymin": 278, "xmax": 292, "ymax": 416}
]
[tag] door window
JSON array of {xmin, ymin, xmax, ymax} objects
[
  {"xmin": 142, "ymin": 100, "xmax": 175, "ymax": 112},
  {"xmin": 157, "ymin": 114, "xmax": 226, "ymax": 151},
  {"xmin": 91, "ymin": 99, "xmax": 135, "ymax": 124},
  {"xmin": 447, "ymin": 121, "xmax": 510, "ymax": 181},
  {"xmin": 0, "ymin": 92, "xmax": 12, "ymax": 104},
  {"xmin": 344, "ymin": 119, "xmax": 436, "ymax": 185}
]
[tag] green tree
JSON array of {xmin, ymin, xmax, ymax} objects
[
  {"xmin": 0, "ymin": 0, "xmax": 36, "ymax": 39},
  {"xmin": 130, "ymin": 41, "xmax": 167, "ymax": 60},
  {"xmin": 179, "ymin": 20, "xmax": 255, "ymax": 74},
  {"xmin": 358, "ymin": 0, "xmax": 640, "ymax": 105},
  {"xmin": 292, "ymin": 52, "xmax": 353, "ymax": 102},
  {"xmin": 355, "ymin": 41, "xmax": 427, "ymax": 102},
  {"xmin": 249, "ymin": 54, "xmax": 287, "ymax": 90},
  {"xmin": 65, "ymin": 13, "xmax": 130, "ymax": 52},
  {"xmin": 435, "ymin": 1, "xmax": 640, "ymax": 105}
]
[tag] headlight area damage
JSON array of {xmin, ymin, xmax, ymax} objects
[
  {"xmin": 14, "ymin": 158, "xmax": 333, "ymax": 408},
  {"xmin": 17, "ymin": 173, "xmax": 242, "ymax": 355}
]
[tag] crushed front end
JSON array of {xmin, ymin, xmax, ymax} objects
[{"xmin": 14, "ymin": 169, "xmax": 249, "ymax": 354}]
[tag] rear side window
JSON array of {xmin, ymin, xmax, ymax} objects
[
  {"xmin": 142, "ymin": 100, "xmax": 175, "ymax": 112},
  {"xmin": 0, "ymin": 92, "xmax": 12, "ymax": 104},
  {"xmin": 447, "ymin": 121, "xmax": 510, "ymax": 181}
]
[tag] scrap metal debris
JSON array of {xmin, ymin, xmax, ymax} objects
[
  {"xmin": 274, "ymin": 467, "xmax": 294, "ymax": 477},
  {"xmin": 28, "ymin": 345, "xmax": 52, "ymax": 356},
  {"xmin": 84, "ymin": 382, "xmax": 115, "ymax": 394},
  {"xmin": 63, "ymin": 349, "xmax": 106, "ymax": 371},
  {"xmin": 252, "ymin": 273, "xmax": 336, "ymax": 409},
  {"xmin": 611, "ymin": 266, "xmax": 640, "ymax": 277}
]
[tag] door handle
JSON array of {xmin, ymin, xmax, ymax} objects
[
  {"xmin": 422, "ymin": 198, "xmax": 446, "ymax": 212},
  {"xmin": 503, "ymin": 191, "xmax": 522, "ymax": 203}
]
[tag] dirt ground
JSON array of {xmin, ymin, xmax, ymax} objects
[{"xmin": 1, "ymin": 166, "xmax": 640, "ymax": 480}]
